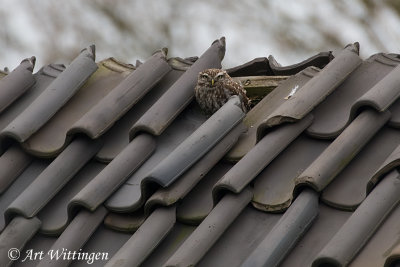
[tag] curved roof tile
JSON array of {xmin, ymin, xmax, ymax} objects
[{"xmin": 0, "ymin": 46, "xmax": 97, "ymax": 143}]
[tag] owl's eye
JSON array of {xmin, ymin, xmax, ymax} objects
[
  {"xmin": 201, "ymin": 74, "xmax": 209, "ymax": 79},
  {"xmin": 215, "ymin": 73, "xmax": 224, "ymax": 80}
]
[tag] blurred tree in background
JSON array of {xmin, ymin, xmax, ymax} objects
[{"xmin": 0, "ymin": 0, "xmax": 400, "ymax": 69}]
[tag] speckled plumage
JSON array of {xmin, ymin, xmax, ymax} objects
[{"xmin": 194, "ymin": 69, "xmax": 250, "ymax": 115}]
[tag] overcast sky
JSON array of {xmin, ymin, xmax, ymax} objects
[{"xmin": 1, "ymin": 0, "xmax": 400, "ymax": 70}]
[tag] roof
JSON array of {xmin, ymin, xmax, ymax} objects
[{"xmin": 0, "ymin": 37, "xmax": 400, "ymax": 267}]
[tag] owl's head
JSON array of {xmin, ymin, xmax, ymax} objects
[{"xmin": 197, "ymin": 69, "xmax": 228, "ymax": 88}]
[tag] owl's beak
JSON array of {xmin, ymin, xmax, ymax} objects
[{"xmin": 211, "ymin": 79, "xmax": 215, "ymax": 86}]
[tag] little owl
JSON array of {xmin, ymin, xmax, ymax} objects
[{"xmin": 194, "ymin": 69, "xmax": 251, "ymax": 116}]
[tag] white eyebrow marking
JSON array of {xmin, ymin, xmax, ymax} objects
[{"xmin": 216, "ymin": 71, "xmax": 225, "ymax": 77}]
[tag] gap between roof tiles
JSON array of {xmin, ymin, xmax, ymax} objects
[
  {"xmin": 257, "ymin": 43, "xmax": 361, "ymax": 132},
  {"xmin": 226, "ymin": 66, "xmax": 319, "ymax": 161},
  {"xmin": 101, "ymin": 57, "xmax": 135, "ymax": 73}
]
